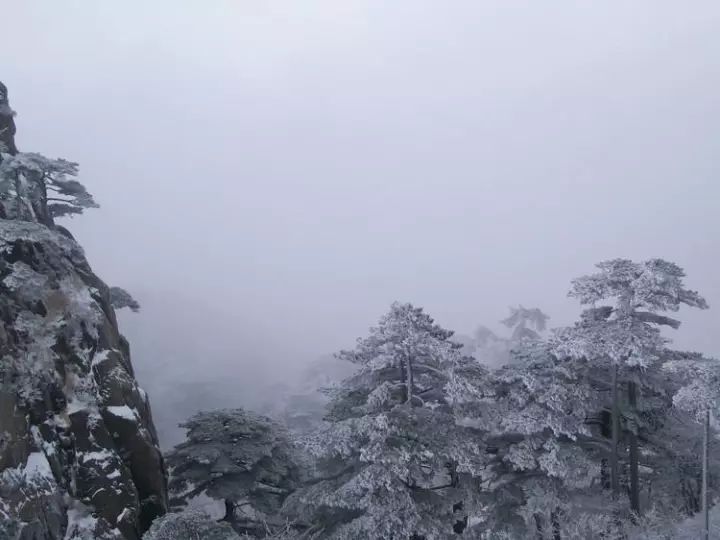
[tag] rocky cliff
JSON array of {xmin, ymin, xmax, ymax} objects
[{"xmin": 0, "ymin": 83, "xmax": 168, "ymax": 539}]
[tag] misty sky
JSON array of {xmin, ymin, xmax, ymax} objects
[{"xmin": 3, "ymin": 2, "xmax": 720, "ymax": 438}]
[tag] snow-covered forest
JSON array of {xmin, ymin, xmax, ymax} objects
[
  {"xmin": 153, "ymin": 282, "xmax": 720, "ymax": 539},
  {"xmin": 2, "ymin": 3, "xmax": 720, "ymax": 539}
]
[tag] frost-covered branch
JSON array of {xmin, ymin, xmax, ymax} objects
[{"xmin": 109, "ymin": 286, "xmax": 141, "ymax": 313}]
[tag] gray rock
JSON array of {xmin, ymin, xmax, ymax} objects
[{"xmin": 0, "ymin": 218, "xmax": 168, "ymax": 539}]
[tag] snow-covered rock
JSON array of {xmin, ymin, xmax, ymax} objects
[{"xmin": 0, "ymin": 83, "xmax": 167, "ymax": 539}]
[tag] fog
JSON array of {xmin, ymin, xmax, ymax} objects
[{"xmin": 3, "ymin": 1, "xmax": 720, "ymax": 445}]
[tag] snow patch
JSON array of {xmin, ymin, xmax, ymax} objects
[
  {"xmin": 116, "ymin": 507, "xmax": 132, "ymax": 524},
  {"xmin": 80, "ymin": 449, "xmax": 114, "ymax": 465},
  {"xmin": 23, "ymin": 452, "xmax": 53, "ymax": 480},
  {"xmin": 91, "ymin": 349, "xmax": 113, "ymax": 368},
  {"xmin": 0, "ymin": 451, "xmax": 55, "ymax": 492},
  {"xmin": 66, "ymin": 397, "xmax": 93, "ymax": 415},
  {"xmin": 105, "ymin": 405, "xmax": 138, "ymax": 422},
  {"xmin": 2, "ymin": 261, "xmax": 48, "ymax": 300},
  {"xmin": 64, "ymin": 501, "xmax": 99, "ymax": 540}
]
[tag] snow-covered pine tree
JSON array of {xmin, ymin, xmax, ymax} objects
[
  {"xmin": 0, "ymin": 152, "xmax": 98, "ymax": 224},
  {"xmin": 451, "ymin": 338, "xmax": 606, "ymax": 538},
  {"xmin": 166, "ymin": 409, "xmax": 299, "ymax": 537},
  {"xmin": 501, "ymin": 305, "xmax": 549, "ymax": 343},
  {"xmin": 284, "ymin": 302, "xmax": 488, "ymax": 539},
  {"xmin": 553, "ymin": 259, "xmax": 708, "ymax": 515}
]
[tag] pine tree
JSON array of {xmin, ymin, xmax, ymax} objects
[
  {"xmin": 285, "ymin": 302, "xmax": 488, "ymax": 539},
  {"xmin": 0, "ymin": 152, "xmax": 97, "ymax": 224},
  {"xmin": 166, "ymin": 409, "xmax": 299, "ymax": 536},
  {"xmin": 453, "ymin": 339, "xmax": 605, "ymax": 538},
  {"xmin": 501, "ymin": 305, "xmax": 549, "ymax": 343},
  {"xmin": 553, "ymin": 259, "xmax": 708, "ymax": 515}
]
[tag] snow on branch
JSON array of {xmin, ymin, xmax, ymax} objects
[{"xmin": 109, "ymin": 286, "xmax": 140, "ymax": 313}]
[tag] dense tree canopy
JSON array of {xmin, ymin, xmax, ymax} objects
[{"xmin": 167, "ymin": 409, "xmax": 299, "ymax": 536}]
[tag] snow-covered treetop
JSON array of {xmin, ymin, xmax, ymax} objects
[
  {"xmin": 332, "ymin": 301, "xmax": 466, "ymax": 412},
  {"xmin": 569, "ymin": 258, "xmax": 708, "ymax": 316},
  {"xmin": 341, "ymin": 302, "xmax": 457, "ymax": 365},
  {"xmin": 554, "ymin": 259, "xmax": 708, "ymax": 368},
  {"xmin": 501, "ymin": 305, "xmax": 549, "ymax": 342}
]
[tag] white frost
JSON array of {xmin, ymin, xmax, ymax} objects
[
  {"xmin": 106, "ymin": 405, "xmax": 138, "ymax": 422},
  {"xmin": 91, "ymin": 349, "xmax": 113, "ymax": 368},
  {"xmin": 64, "ymin": 501, "xmax": 99, "ymax": 540}
]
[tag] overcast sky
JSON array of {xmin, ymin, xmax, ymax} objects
[{"xmin": 3, "ymin": 1, "xmax": 720, "ymax": 438}]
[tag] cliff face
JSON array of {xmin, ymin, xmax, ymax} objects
[{"xmin": 0, "ymin": 84, "xmax": 167, "ymax": 539}]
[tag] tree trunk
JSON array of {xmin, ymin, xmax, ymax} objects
[
  {"xmin": 628, "ymin": 380, "xmax": 640, "ymax": 515},
  {"xmin": 611, "ymin": 364, "xmax": 620, "ymax": 499},
  {"xmin": 551, "ymin": 509, "xmax": 561, "ymax": 540},
  {"xmin": 222, "ymin": 499, "xmax": 235, "ymax": 523},
  {"xmin": 600, "ymin": 410, "xmax": 611, "ymax": 489},
  {"xmin": 406, "ymin": 358, "xmax": 414, "ymax": 405},
  {"xmin": 37, "ymin": 172, "xmax": 53, "ymax": 227},
  {"xmin": 703, "ymin": 409, "xmax": 710, "ymax": 540}
]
